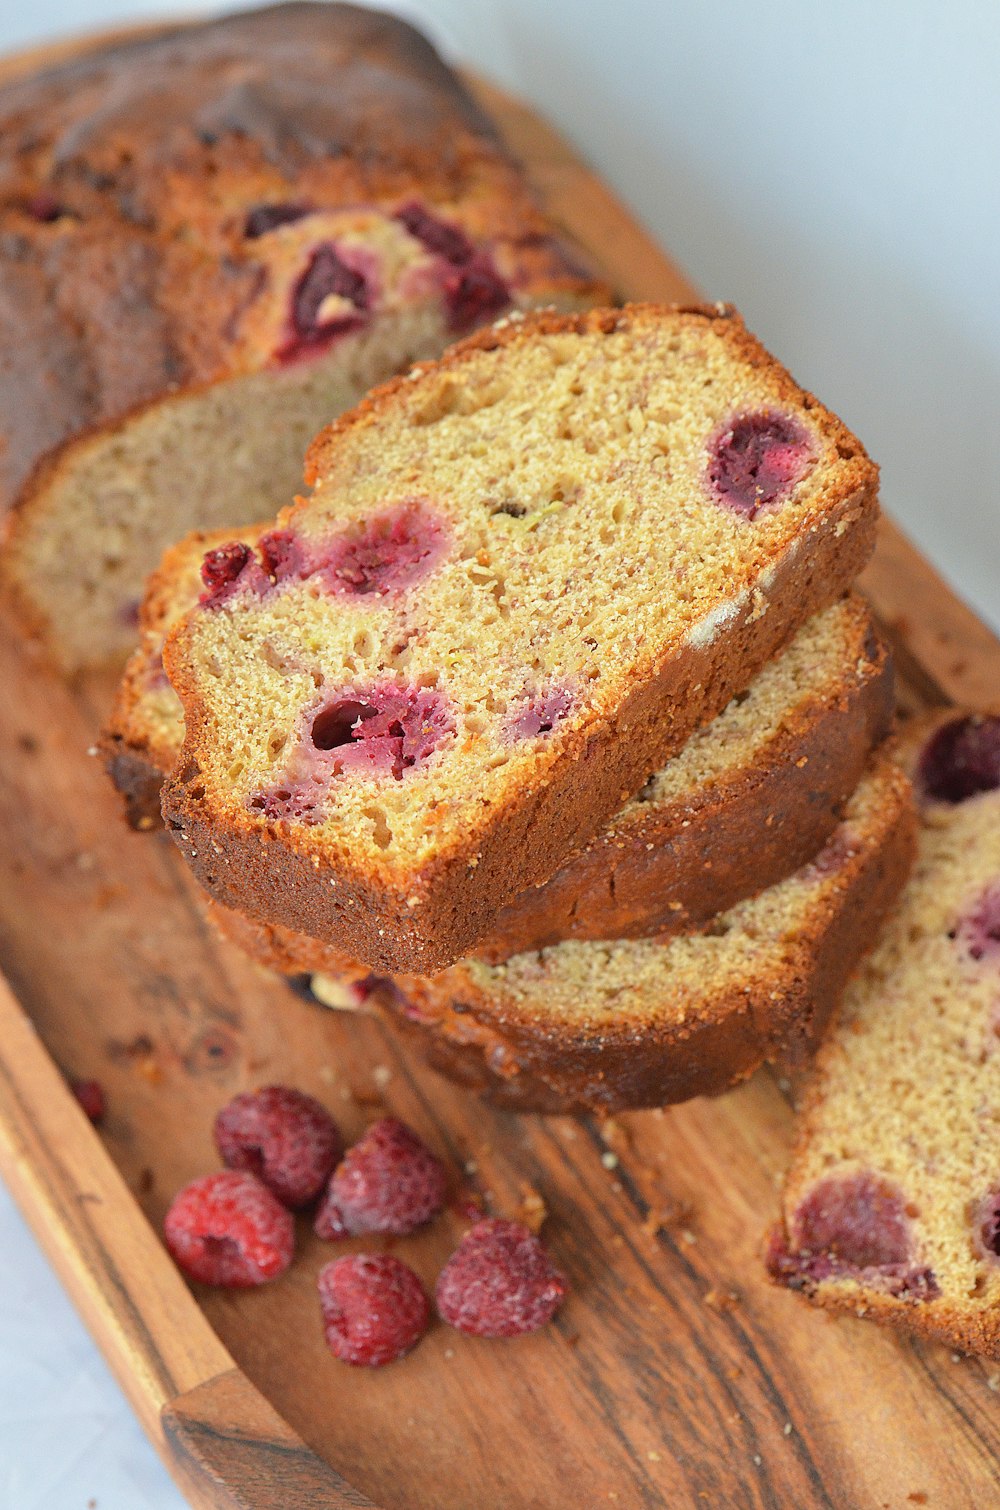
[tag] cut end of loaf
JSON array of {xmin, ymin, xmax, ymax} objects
[{"xmin": 770, "ymin": 710, "xmax": 1000, "ymax": 1359}]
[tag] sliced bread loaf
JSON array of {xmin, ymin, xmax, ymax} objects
[
  {"xmin": 102, "ymin": 519, "xmax": 892, "ymax": 942},
  {"xmin": 0, "ymin": 2, "xmax": 604, "ymax": 670},
  {"xmin": 768, "ymin": 711, "xmax": 1000, "ymax": 1358},
  {"xmin": 208, "ymin": 751, "xmax": 915, "ymax": 1113},
  {"xmin": 161, "ymin": 303, "xmax": 879, "ymax": 972}
]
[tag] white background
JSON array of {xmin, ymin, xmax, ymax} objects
[{"xmin": 1, "ymin": 2, "xmax": 998, "ymax": 1506}]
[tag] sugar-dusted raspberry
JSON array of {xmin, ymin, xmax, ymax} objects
[
  {"xmin": 200, "ymin": 541, "xmax": 255, "ymax": 603},
  {"xmin": 917, "ymin": 714, "xmax": 1000, "ymax": 804},
  {"xmin": 164, "ymin": 1170, "xmax": 294, "ymax": 1287},
  {"xmin": 506, "ymin": 685, "xmax": 575, "ymax": 740},
  {"xmin": 441, "ymin": 255, "xmax": 510, "ymax": 333},
  {"xmin": 314, "ymin": 1116, "xmax": 446, "ymax": 1239},
  {"xmin": 955, "ymin": 882, "xmax": 1000, "ymax": 965},
  {"xmin": 214, "ymin": 1086, "xmax": 343, "ymax": 1209},
  {"xmin": 318, "ymin": 1253, "xmax": 430, "ymax": 1366},
  {"xmin": 322, "ymin": 501, "xmax": 449, "ymax": 597},
  {"xmin": 308, "ymin": 681, "xmax": 455, "ymax": 780},
  {"xmin": 435, "ymin": 1218, "xmax": 567, "ymax": 1336},
  {"xmin": 244, "ymin": 202, "xmax": 311, "ymax": 238},
  {"xmin": 707, "ymin": 410, "xmax": 813, "ymax": 519},
  {"xmin": 71, "ymin": 1078, "xmax": 106, "ymax": 1124}
]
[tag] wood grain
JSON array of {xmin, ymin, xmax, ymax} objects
[{"xmin": 1, "ymin": 26, "xmax": 1000, "ymax": 1510}]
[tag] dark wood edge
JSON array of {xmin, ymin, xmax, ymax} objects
[{"xmin": 162, "ymin": 1371, "xmax": 379, "ymax": 1510}]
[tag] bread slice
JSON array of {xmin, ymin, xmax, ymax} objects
[
  {"xmin": 102, "ymin": 518, "xmax": 893, "ymax": 950},
  {"xmin": 0, "ymin": 2, "xmax": 604, "ymax": 670},
  {"xmin": 207, "ymin": 751, "xmax": 915, "ymax": 1113},
  {"xmin": 161, "ymin": 303, "xmax": 879, "ymax": 972},
  {"xmin": 768, "ymin": 710, "xmax": 1000, "ymax": 1358}
]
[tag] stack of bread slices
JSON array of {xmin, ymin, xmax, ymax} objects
[{"xmin": 100, "ymin": 299, "xmax": 916, "ymax": 1115}]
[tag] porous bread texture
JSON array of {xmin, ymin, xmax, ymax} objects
[
  {"xmin": 102, "ymin": 526, "xmax": 265, "ymax": 827},
  {"xmin": 162, "ymin": 303, "xmax": 880, "ymax": 974},
  {"xmin": 105, "ymin": 508, "xmax": 892, "ymax": 943},
  {"xmin": 0, "ymin": 2, "xmax": 605, "ymax": 670},
  {"xmin": 208, "ymin": 751, "xmax": 916, "ymax": 1114},
  {"xmin": 769, "ymin": 710, "xmax": 1000, "ymax": 1359}
]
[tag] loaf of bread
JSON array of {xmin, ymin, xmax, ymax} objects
[
  {"xmin": 768, "ymin": 711, "xmax": 1000, "ymax": 1358},
  {"xmin": 103, "ymin": 519, "xmax": 893, "ymax": 947},
  {"xmin": 161, "ymin": 303, "xmax": 880, "ymax": 973},
  {"xmin": 0, "ymin": 2, "xmax": 605, "ymax": 670},
  {"xmin": 208, "ymin": 751, "xmax": 915, "ymax": 1113}
]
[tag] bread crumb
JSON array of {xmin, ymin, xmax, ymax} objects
[
  {"xmin": 372, "ymin": 1064, "xmax": 391, "ymax": 1088},
  {"xmin": 601, "ymin": 1151, "xmax": 619, "ymax": 1170}
]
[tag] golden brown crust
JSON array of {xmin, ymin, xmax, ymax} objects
[
  {"xmin": 0, "ymin": 3, "xmax": 606, "ymax": 660},
  {"xmin": 207, "ymin": 754, "xmax": 916, "ymax": 1114},
  {"xmin": 474, "ymin": 598, "xmax": 894, "ymax": 957}
]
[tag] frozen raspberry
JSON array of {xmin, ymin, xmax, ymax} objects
[
  {"xmin": 71, "ymin": 1078, "xmax": 105, "ymax": 1124},
  {"xmin": 707, "ymin": 411, "xmax": 813, "ymax": 518},
  {"xmin": 164, "ymin": 1170, "xmax": 294, "ymax": 1287},
  {"xmin": 308, "ymin": 682, "xmax": 455, "ymax": 779},
  {"xmin": 322, "ymin": 502, "xmax": 449, "ymax": 596},
  {"xmin": 955, "ymin": 882, "xmax": 1000, "ymax": 964},
  {"xmin": 395, "ymin": 201, "xmax": 474, "ymax": 264},
  {"xmin": 441, "ymin": 255, "xmax": 510, "ymax": 333},
  {"xmin": 917, "ymin": 714, "xmax": 1000, "ymax": 804},
  {"xmin": 318, "ymin": 1253, "xmax": 430, "ymax": 1366},
  {"xmin": 244, "ymin": 202, "xmax": 311, "ymax": 238},
  {"xmin": 506, "ymin": 685, "xmax": 575, "ymax": 740},
  {"xmin": 435, "ymin": 1218, "xmax": 567, "ymax": 1336},
  {"xmin": 314, "ymin": 1117, "xmax": 446, "ymax": 1239},
  {"xmin": 214, "ymin": 1086, "xmax": 343, "ymax": 1209},
  {"xmin": 200, "ymin": 541, "xmax": 255, "ymax": 603}
]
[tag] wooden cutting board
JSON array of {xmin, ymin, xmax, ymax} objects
[{"xmin": 2, "ymin": 28, "xmax": 1000, "ymax": 1510}]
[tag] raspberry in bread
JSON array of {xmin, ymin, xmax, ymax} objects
[
  {"xmin": 103, "ymin": 517, "xmax": 893, "ymax": 947},
  {"xmin": 768, "ymin": 711, "xmax": 1000, "ymax": 1358},
  {"xmin": 207, "ymin": 752, "xmax": 915, "ymax": 1114},
  {"xmin": 161, "ymin": 303, "xmax": 880, "ymax": 973},
  {"xmin": 0, "ymin": 3, "xmax": 605, "ymax": 671}
]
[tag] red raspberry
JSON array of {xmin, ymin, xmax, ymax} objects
[
  {"xmin": 436, "ymin": 1219, "xmax": 567, "ymax": 1337},
  {"xmin": 200, "ymin": 541, "xmax": 253, "ymax": 601},
  {"xmin": 214, "ymin": 1085, "xmax": 343, "ymax": 1209},
  {"xmin": 164, "ymin": 1170, "xmax": 294, "ymax": 1287},
  {"xmin": 318, "ymin": 1253, "xmax": 430, "ymax": 1366},
  {"xmin": 314, "ymin": 1117, "xmax": 446, "ymax": 1239},
  {"xmin": 71, "ymin": 1078, "xmax": 106, "ymax": 1124}
]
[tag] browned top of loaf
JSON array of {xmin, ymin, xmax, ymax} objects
[{"xmin": 0, "ymin": 2, "xmax": 593, "ymax": 526}]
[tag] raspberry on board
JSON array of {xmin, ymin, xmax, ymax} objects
[
  {"xmin": 214, "ymin": 1085, "xmax": 343, "ymax": 1208},
  {"xmin": 315, "ymin": 1116, "xmax": 447, "ymax": 1239},
  {"xmin": 319, "ymin": 1253, "xmax": 431, "ymax": 1366},
  {"xmin": 164, "ymin": 1170, "xmax": 295, "ymax": 1287},
  {"xmin": 435, "ymin": 1218, "xmax": 567, "ymax": 1337}
]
